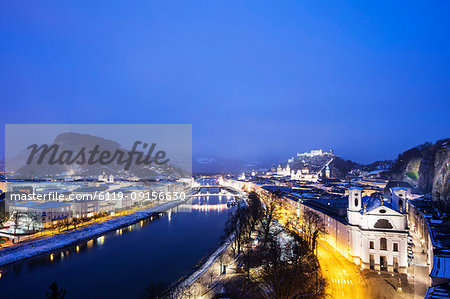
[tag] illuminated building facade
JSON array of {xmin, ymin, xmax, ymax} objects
[{"xmin": 347, "ymin": 187, "xmax": 409, "ymax": 273}]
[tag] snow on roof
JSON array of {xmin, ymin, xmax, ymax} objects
[
  {"xmin": 13, "ymin": 202, "xmax": 39, "ymax": 208},
  {"xmin": 33, "ymin": 201, "xmax": 71, "ymax": 209},
  {"xmin": 349, "ymin": 186, "xmax": 362, "ymax": 190},
  {"xmin": 368, "ymin": 170, "xmax": 382, "ymax": 175},
  {"xmin": 289, "ymin": 192, "xmax": 316, "ymax": 199},
  {"xmin": 430, "ymin": 255, "xmax": 450, "ymax": 279},
  {"xmin": 425, "ymin": 285, "xmax": 450, "ymax": 299},
  {"xmin": 73, "ymin": 186, "xmax": 108, "ymax": 192},
  {"xmin": 362, "ymin": 196, "xmax": 396, "ymax": 214},
  {"xmin": 12, "ymin": 201, "xmax": 71, "ymax": 209},
  {"xmin": 391, "ymin": 186, "xmax": 407, "ymax": 191},
  {"xmin": 430, "ymin": 219, "xmax": 444, "ymax": 224}
]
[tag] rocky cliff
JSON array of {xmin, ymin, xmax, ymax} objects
[
  {"xmin": 431, "ymin": 140, "xmax": 450, "ymax": 211},
  {"xmin": 318, "ymin": 139, "xmax": 449, "ymax": 212},
  {"xmin": 389, "ymin": 139, "xmax": 449, "ymax": 211}
]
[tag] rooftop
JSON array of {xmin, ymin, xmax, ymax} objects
[
  {"xmin": 349, "ymin": 186, "xmax": 363, "ymax": 190},
  {"xmin": 14, "ymin": 201, "xmax": 71, "ymax": 209},
  {"xmin": 391, "ymin": 186, "xmax": 407, "ymax": 191},
  {"xmin": 361, "ymin": 195, "xmax": 397, "ymax": 214}
]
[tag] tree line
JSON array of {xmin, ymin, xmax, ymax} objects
[
  {"xmin": 3, "ymin": 211, "xmax": 85, "ymax": 234},
  {"xmin": 140, "ymin": 189, "xmax": 328, "ymax": 299},
  {"xmin": 219, "ymin": 191, "xmax": 327, "ymax": 299}
]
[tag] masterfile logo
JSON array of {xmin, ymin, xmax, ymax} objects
[
  {"xmin": 5, "ymin": 124, "xmax": 192, "ymax": 180},
  {"xmin": 26, "ymin": 141, "xmax": 170, "ymax": 171}
]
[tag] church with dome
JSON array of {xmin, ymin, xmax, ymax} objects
[{"xmin": 347, "ymin": 186, "xmax": 409, "ymax": 273}]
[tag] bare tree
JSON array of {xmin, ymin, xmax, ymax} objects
[
  {"xmin": 249, "ymin": 232, "xmax": 327, "ymax": 299},
  {"xmin": 245, "ymin": 192, "xmax": 264, "ymax": 240},
  {"xmin": 303, "ymin": 209, "xmax": 326, "ymax": 252},
  {"xmin": 0, "ymin": 214, "xmax": 6, "ymax": 228},
  {"xmin": 29, "ymin": 212, "xmax": 41, "ymax": 232},
  {"xmin": 208, "ymin": 269, "xmax": 215, "ymax": 285},
  {"xmin": 222, "ymin": 277, "xmax": 265, "ymax": 299},
  {"xmin": 11, "ymin": 211, "xmax": 23, "ymax": 234},
  {"xmin": 71, "ymin": 218, "xmax": 81, "ymax": 229},
  {"xmin": 65, "ymin": 217, "xmax": 71, "ymax": 231},
  {"xmin": 56, "ymin": 218, "xmax": 66, "ymax": 233},
  {"xmin": 24, "ymin": 212, "xmax": 35, "ymax": 231},
  {"xmin": 223, "ymin": 205, "xmax": 250, "ymax": 256},
  {"xmin": 259, "ymin": 190, "xmax": 282, "ymax": 248}
]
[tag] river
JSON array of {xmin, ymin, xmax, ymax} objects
[{"xmin": 0, "ymin": 195, "xmax": 234, "ymax": 298}]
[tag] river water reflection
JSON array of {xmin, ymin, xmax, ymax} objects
[{"xmin": 0, "ymin": 196, "xmax": 233, "ymax": 299}]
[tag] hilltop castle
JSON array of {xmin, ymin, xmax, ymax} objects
[
  {"xmin": 277, "ymin": 149, "xmax": 335, "ymax": 181},
  {"xmin": 294, "ymin": 149, "xmax": 334, "ymax": 158}
]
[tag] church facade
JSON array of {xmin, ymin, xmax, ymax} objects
[
  {"xmin": 347, "ymin": 187, "xmax": 409, "ymax": 273},
  {"xmin": 277, "ymin": 186, "xmax": 410, "ymax": 274}
]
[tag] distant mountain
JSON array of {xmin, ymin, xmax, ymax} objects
[
  {"xmin": 387, "ymin": 139, "xmax": 449, "ymax": 210},
  {"xmin": 193, "ymin": 155, "xmax": 271, "ymax": 175},
  {"xmin": 8, "ymin": 132, "xmax": 186, "ymax": 180},
  {"xmin": 328, "ymin": 157, "xmax": 393, "ymax": 178}
]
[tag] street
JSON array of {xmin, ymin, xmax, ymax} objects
[
  {"xmin": 408, "ymin": 230, "xmax": 430, "ymax": 299},
  {"xmin": 317, "ymin": 239, "xmax": 366, "ymax": 299}
]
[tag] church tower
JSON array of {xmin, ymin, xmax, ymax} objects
[
  {"xmin": 325, "ymin": 165, "xmax": 331, "ymax": 179},
  {"xmin": 390, "ymin": 187, "xmax": 407, "ymax": 213},
  {"xmin": 348, "ymin": 187, "xmax": 362, "ymax": 225}
]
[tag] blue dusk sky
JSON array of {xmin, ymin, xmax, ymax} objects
[{"xmin": 1, "ymin": 1, "xmax": 449, "ymax": 164}]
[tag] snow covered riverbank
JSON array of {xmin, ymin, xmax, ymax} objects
[
  {"xmin": 177, "ymin": 233, "xmax": 234, "ymax": 291},
  {"xmin": 0, "ymin": 200, "xmax": 183, "ymax": 267}
]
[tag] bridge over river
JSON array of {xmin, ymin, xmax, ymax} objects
[{"xmin": 189, "ymin": 185, "xmax": 243, "ymax": 198}]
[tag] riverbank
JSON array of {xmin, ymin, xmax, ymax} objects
[
  {"xmin": 0, "ymin": 200, "xmax": 183, "ymax": 267},
  {"xmin": 170, "ymin": 232, "xmax": 236, "ymax": 298},
  {"xmin": 180, "ymin": 234, "xmax": 234, "ymax": 288}
]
